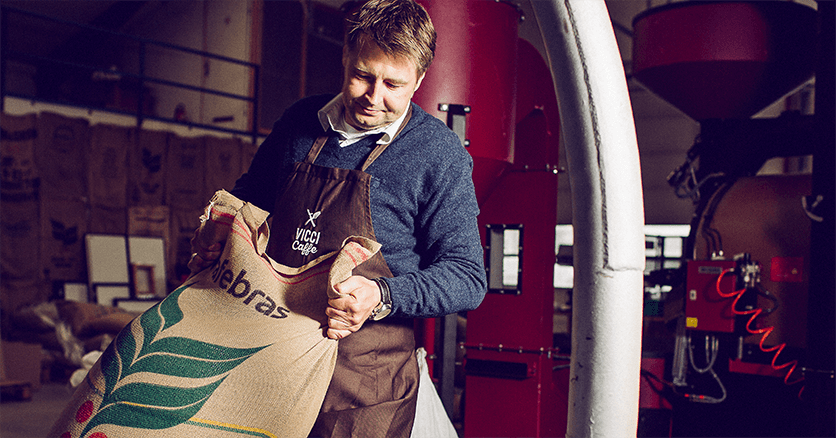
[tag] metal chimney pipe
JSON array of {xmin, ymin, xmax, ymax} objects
[{"xmin": 531, "ymin": 1, "xmax": 645, "ymax": 436}]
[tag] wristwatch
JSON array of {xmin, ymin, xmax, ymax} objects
[{"xmin": 369, "ymin": 277, "xmax": 392, "ymax": 321}]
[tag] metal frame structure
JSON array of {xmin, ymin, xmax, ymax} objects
[{"xmin": 1, "ymin": 5, "xmax": 261, "ymax": 144}]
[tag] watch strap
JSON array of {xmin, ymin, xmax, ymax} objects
[
  {"xmin": 369, "ymin": 277, "xmax": 392, "ymax": 320},
  {"xmin": 373, "ymin": 277, "xmax": 391, "ymax": 305}
]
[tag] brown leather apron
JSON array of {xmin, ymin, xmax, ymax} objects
[{"xmin": 267, "ymin": 114, "xmax": 419, "ymax": 438}]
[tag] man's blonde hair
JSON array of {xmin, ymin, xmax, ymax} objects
[{"xmin": 346, "ymin": 0, "xmax": 436, "ymax": 76}]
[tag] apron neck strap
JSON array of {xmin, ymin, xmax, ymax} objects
[
  {"xmin": 305, "ymin": 105, "xmax": 414, "ymax": 170},
  {"xmin": 360, "ymin": 105, "xmax": 412, "ymax": 171},
  {"xmin": 304, "ymin": 136, "xmax": 329, "ymax": 164}
]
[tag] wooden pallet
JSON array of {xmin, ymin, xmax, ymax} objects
[{"xmin": 0, "ymin": 380, "xmax": 32, "ymax": 401}]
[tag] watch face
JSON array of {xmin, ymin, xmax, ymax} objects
[{"xmin": 372, "ymin": 303, "xmax": 392, "ymax": 321}]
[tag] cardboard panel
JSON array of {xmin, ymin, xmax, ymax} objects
[{"xmin": 85, "ymin": 234, "xmax": 129, "ymax": 286}]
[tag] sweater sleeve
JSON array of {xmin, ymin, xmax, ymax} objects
[{"xmin": 383, "ymin": 127, "xmax": 487, "ymax": 318}]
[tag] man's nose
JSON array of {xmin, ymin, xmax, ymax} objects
[{"xmin": 365, "ymin": 80, "xmax": 383, "ymax": 105}]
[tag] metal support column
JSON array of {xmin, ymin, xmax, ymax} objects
[{"xmin": 533, "ymin": 1, "xmax": 646, "ymax": 435}]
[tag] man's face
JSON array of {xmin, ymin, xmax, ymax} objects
[{"xmin": 341, "ymin": 41, "xmax": 425, "ymax": 131}]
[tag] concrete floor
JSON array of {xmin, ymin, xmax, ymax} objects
[{"xmin": 0, "ymin": 382, "xmax": 75, "ymax": 438}]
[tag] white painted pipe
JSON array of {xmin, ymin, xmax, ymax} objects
[{"xmin": 531, "ymin": 0, "xmax": 646, "ymax": 436}]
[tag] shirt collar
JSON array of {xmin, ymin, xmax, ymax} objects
[{"xmin": 318, "ymin": 93, "xmax": 409, "ymax": 147}]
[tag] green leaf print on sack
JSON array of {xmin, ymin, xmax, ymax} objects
[{"xmin": 81, "ymin": 281, "xmax": 270, "ymax": 436}]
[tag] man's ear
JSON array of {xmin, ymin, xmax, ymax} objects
[{"xmin": 414, "ymin": 72, "xmax": 426, "ymax": 92}]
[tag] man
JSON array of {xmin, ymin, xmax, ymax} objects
[{"xmin": 190, "ymin": 0, "xmax": 486, "ymax": 436}]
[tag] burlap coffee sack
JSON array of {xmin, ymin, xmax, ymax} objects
[
  {"xmin": 128, "ymin": 130, "xmax": 166, "ymax": 206},
  {"xmin": 50, "ymin": 190, "xmax": 381, "ymax": 438},
  {"xmin": 89, "ymin": 124, "xmax": 132, "ymax": 209},
  {"xmin": 36, "ymin": 112, "xmax": 89, "ymax": 201},
  {"xmin": 204, "ymin": 136, "xmax": 243, "ymax": 197},
  {"xmin": 165, "ymin": 134, "xmax": 206, "ymax": 209}
]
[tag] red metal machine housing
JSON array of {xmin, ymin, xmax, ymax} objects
[
  {"xmin": 632, "ymin": 1, "xmax": 817, "ymax": 121},
  {"xmin": 462, "ymin": 38, "xmax": 566, "ymax": 438},
  {"xmin": 685, "ymin": 259, "xmax": 737, "ymax": 334},
  {"xmin": 413, "ymin": 0, "xmax": 566, "ymax": 435}
]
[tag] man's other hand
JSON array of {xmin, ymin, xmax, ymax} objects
[
  {"xmin": 325, "ymin": 276, "xmax": 381, "ymax": 340},
  {"xmin": 187, "ymin": 228, "xmax": 224, "ymax": 273}
]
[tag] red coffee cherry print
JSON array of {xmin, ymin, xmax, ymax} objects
[{"xmin": 76, "ymin": 400, "xmax": 95, "ymax": 423}]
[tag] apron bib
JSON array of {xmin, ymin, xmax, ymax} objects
[{"xmin": 267, "ymin": 115, "xmax": 419, "ymax": 438}]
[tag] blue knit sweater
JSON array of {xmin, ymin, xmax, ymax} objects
[{"xmin": 232, "ymin": 95, "xmax": 486, "ymax": 318}]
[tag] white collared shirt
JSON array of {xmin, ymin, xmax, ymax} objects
[{"xmin": 317, "ymin": 93, "xmax": 409, "ymax": 147}]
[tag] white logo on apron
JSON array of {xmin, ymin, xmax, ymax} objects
[
  {"xmin": 292, "ymin": 209, "xmax": 321, "ymax": 256},
  {"xmin": 305, "ymin": 209, "xmax": 321, "ymax": 227}
]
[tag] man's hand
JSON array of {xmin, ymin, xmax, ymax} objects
[
  {"xmin": 325, "ymin": 276, "xmax": 381, "ymax": 340},
  {"xmin": 187, "ymin": 227, "xmax": 225, "ymax": 273}
]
